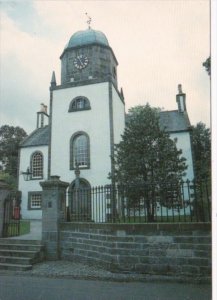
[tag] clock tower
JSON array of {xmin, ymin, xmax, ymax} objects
[
  {"xmin": 48, "ymin": 28, "xmax": 125, "ymax": 191},
  {"xmin": 60, "ymin": 29, "xmax": 118, "ymax": 88}
]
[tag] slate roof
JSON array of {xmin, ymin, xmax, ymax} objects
[
  {"xmin": 159, "ymin": 110, "xmax": 191, "ymax": 132},
  {"xmin": 125, "ymin": 110, "xmax": 191, "ymax": 133},
  {"xmin": 21, "ymin": 110, "xmax": 191, "ymax": 149},
  {"xmin": 20, "ymin": 126, "xmax": 50, "ymax": 148}
]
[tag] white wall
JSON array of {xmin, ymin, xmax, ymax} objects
[
  {"xmin": 51, "ymin": 82, "xmax": 112, "ymax": 187},
  {"xmin": 112, "ymin": 86, "xmax": 125, "ymax": 145},
  {"xmin": 18, "ymin": 145, "xmax": 48, "ymax": 219}
]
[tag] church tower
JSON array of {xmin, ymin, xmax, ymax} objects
[{"xmin": 49, "ymin": 27, "xmax": 125, "ymax": 190}]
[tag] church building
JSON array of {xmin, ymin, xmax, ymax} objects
[{"xmin": 18, "ymin": 27, "xmax": 194, "ymax": 220}]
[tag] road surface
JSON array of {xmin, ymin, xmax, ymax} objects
[{"xmin": 0, "ymin": 275, "xmax": 211, "ymax": 300}]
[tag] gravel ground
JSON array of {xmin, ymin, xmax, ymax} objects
[{"xmin": 0, "ymin": 260, "xmax": 211, "ymax": 284}]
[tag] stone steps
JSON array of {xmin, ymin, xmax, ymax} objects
[
  {"xmin": 0, "ymin": 239, "xmax": 44, "ymax": 271},
  {"xmin": 0, "ymin": 243, "xmax": 43, "ymax": 251},
  {"xmin": 0, "ymin": 255, "xmax": 32, "ymax": 265},
  {"xmin": 0, "ymin": 262, "xmax": 32, "ymax": 271},
  {"xmin": 0, "ymin": 238, "xmax": 42, "ymax": 245}
]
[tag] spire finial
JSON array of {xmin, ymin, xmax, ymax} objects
[
  {"xmin": 85, "ymin": 12, "xmax": 92, "ymax": 29},
  {"xmin": 50, "ymin": 71, "xmax": 56, "ymax": 88}
]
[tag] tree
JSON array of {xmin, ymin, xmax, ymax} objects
[
  {"xmin": 0, "ymin": 125, "xmax": 27, "ymax": 178},
  {"xmin": 111, "ymin": 104, "xmax": 187, "ymax": 221},
  {"xmin": 202, "ymin": 56, "xmax": 211, "ymax": 76},
  {"xmin": 0, "ymin": 171, "xmax": 17, "ymax": 189},
  {"xmin": 191, "ymin": 122, "xmax": 211, "ymax": 180}
]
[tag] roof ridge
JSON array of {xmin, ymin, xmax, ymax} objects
[{"xmin": 160, "ymin": 110, "xmax": 179, "ymax": 113}]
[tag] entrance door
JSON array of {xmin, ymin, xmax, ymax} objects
[{"xmin": 69, "ymin": 179, "xmax": 91, "ymax": 221}]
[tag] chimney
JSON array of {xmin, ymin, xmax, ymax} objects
[
  {"xmin": 37, "ymin": 103, "xmax": 49, "ymax": 128},
  {"xmin": 40, "ymin": 103, "xmax": 47, "ymax": 114},
  {"xmin": 176, "ymin": 84, "xmax": 186, "ymax": 113}
]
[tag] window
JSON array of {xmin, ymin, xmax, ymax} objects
[
  {"xmin": 68, "ymin": 96, "xmax": 91, "ymax": 112},
  {"xmin": 28, "ymin": 192, "xmax": 42, "ymax": 210},
  {"xmin": 70, "ymin": 132, "xmax": 90, "ymax": 169},
  {"xmin": 31, "ymin": 152, "xmax": 43, "ymax": 179}
]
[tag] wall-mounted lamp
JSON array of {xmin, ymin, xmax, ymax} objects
[{"xmin": 22, "ymin": 167, "xmax": 32, "ymax": 181}]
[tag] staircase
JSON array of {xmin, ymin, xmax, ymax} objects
[{"xmin": 0, "ymin": 238, "xmax": 44, "ymax": 271}]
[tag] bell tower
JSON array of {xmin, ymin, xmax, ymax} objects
[{"xmin": 49, "ymin": 27, "xmax": 125, "ymax": 189}]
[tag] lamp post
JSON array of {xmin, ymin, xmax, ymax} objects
[{"xmin": 21, "ymin": 167, "xmax": 32, "ymax": 181}]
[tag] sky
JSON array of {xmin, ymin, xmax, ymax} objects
[{"xmin": 0, "ymin": 0, "xmax": 210, "ymax": 134}]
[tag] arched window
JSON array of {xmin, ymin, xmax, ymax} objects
[
  {"xmin": 68, "ymin": 96, "xmax": 91, "ymax": 112},
  {"xmin": 31, "ymin": 151, "xmax": 43, "ymax": 179},
  {"xmin": 70, "ymin": 132, "xmax": 90, "ymax": 169}
]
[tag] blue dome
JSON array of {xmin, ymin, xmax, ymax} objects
[{"xmin": 65, "ymin": 29, "xmax": 109, "ymax": 49}]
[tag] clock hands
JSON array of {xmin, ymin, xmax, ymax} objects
[
  {"xmin": 74, "ymin": 55, "xmax": 88, "ymax": 70},
  {"xmin": 77, "ymin": 56, "xmax": 83, "ymax": 66}
]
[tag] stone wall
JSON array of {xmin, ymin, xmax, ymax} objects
[{"xmin": 60, "ymin": 222, "xmax": 211, "ymax": 279}]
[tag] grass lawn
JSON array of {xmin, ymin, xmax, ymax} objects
[
  {"xmin": 117, "ymin": 214, "xmax": 210, "ymax": 223},
  {"xmin": 5, "ymin": 220, "xmax": 30, "ymax": 237},
  {"xmin": 118, "ymin": 215, "xmax": 193, "ymax": 223},
  {"xmin": 20, "ymin": 220, "xmax": 30, "ymax": 235}
]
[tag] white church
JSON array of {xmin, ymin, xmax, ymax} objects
[{"xmin": 18, "ymin": 27, "xmax": 194, "ymax": 220}]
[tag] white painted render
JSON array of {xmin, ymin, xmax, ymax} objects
[
  {"xmin": 37, "ymin": 112, "xmax": 49, "ymax": 128},
  {"xmin": 50, "ymin": 82, "xmax": 124, "ymax": 187},
  {"xmin": 18, "ymin": 145, "xmax": 48, "ymax": 219},
  {"xmin": 112, "ymin": 86, "xmax": 125, "ymax": 145},
  {"xmin": 170, "ymin": 131, "xmax": 194, "ymax": 180},
  {"xmin": 179, "ymin": 96, "xmax": 185, "ymax": 112}
]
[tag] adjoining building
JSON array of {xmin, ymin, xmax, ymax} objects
[{"xmin": 18, "ymin": 28, "xmax": 194, "ymax": 220}]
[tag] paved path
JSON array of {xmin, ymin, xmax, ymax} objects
[
  {"xmin": 10, "ymin": 220, "xmax": 42, "ymax": 240},
  {"xmin": 0, "ymin": 275, "xmax": 211, "ymax": 300}
]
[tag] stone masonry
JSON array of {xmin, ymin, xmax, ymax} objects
[
  {"xmin": 40, "ymin": 176, "xmax": 69, "ymax": 260},
  {"xmin": 60, "ymin": 222, "xmax": 211, "ymax": 279}
]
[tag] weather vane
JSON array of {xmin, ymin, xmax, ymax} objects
[{"xmin": 85, "ymin": 12, "xmax": 92, "ymax": 29}]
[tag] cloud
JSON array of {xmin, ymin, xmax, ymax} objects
[
  {"xmin": 0, "ymin": 11, "xmax": 59, "ymax": 133},
  {"xmin": 0, "ymin": 0, "xmax": 210, "ymax": 135}
]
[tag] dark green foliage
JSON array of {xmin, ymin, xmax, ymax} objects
[
  {"xmin": 0, "ymin": 171, "xmax": 17, "ymax": 189},
  {"xmin": 202, "ymin": 56, "xmax": 211, "ymax": 76},
  {"xmin": 112, "ymin": 104, "xmax": 187, "ymax": 185},
  {"xmin": 191, "ymin": 122, "xmax": 211, "ymax": 180},
  {"xmin": 111, "ymin": 104, "xmax": 187, "ymax": 221},
  {"xmin": 0, "ymin": 125, "xmax": 27, "ymax": 180}
]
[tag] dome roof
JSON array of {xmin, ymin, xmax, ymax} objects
[{"xmin": 65, "ymin": 29, "xmax": 109, "ymax": 49}]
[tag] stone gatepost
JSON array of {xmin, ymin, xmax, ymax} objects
[
  {"xmin": 0, "ymin": 180, "xmax": 10, "ymax": 238},
  {"xmin": 40, "ymin": 175, "xmax": 69, "ymax": 260}
]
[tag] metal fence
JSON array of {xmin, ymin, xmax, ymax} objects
[
  {"xmin": 66, "ymin": 179, "xmax": 211, "ymax": 223},
  {"xmin": 3, "ymin": 191, "xmax": 21, "ymax": 237}
]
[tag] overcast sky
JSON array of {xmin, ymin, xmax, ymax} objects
[{"xmin": 0, "ymin": 0, "xmax": 210, "ymax": 134}]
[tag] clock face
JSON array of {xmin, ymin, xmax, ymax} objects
[{"xmin": 74, "ymin": 54, "xmax": 89, "ymax": 70}]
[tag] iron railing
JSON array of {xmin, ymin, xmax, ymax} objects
[
  {"xmin": 66, "ymin": 180, "xmax": 211, "ymax": 223},
  {"xmin": 3, "ymin": 191, "xmax": 21, "ymax": 237}
]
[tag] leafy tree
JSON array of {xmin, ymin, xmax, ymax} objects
[
  {"xmin": 111, "ymin": 104, "xmax": 187, "ymax": 221},
  {"xmin": 202, "ymin": 56, "xmax": 211, "ymax": 76},
  {"xmin": 190, "ymin": 123, "xmax": 211, "ymax": 222},
  {"xmin": 0, "ymin": 125, "xmax": 27, "ymax": 178},
  {"xmin": 191, "ymin": 122, "xmax": 211, "ymax": 180},
  {"xmin": 0, "ymin": 171, "xmax": 17, "ymax": 189}
]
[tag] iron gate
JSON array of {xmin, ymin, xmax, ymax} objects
[{"xmin": 3, "ymin": 191, "xmax": 21, "ymax": 237}]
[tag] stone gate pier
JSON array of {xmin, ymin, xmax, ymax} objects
[{"xmin": 40, "ymin": 176, "xmax": 69, "ymax": 259}]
